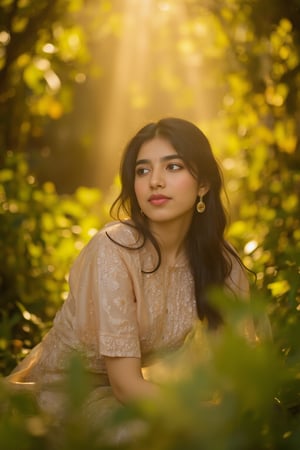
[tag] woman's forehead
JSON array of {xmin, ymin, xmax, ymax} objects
[{"xmin": 136, "ymin": 137, "xmax": 178, "ymax": 160}]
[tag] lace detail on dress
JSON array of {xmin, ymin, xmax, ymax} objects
[{"xmin": 99, "ymin": 334, "xmax": 141, "ymax": 357}]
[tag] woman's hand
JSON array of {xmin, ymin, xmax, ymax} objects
[{"xmin": 104, "ymin": 356, "xmax": 159, "ymax": 404}]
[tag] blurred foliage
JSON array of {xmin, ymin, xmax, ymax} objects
[
  {"xmin": 0, "ymin": 0, "xmax": 300, "ymax": 447},
  {"xmin": 0, "ymin": 0, "xmax": 92, "ymax": 152},
  {"xmin": 208, "ymin": 0, "xmax": 300, "ymax": 362},
  {"xmin": 0, "ymin": 298, "xmax": 300, "ymax": 449},
  {"xmin": 0, "ymin": 152, "xmax": 109, "ymax": 374}
]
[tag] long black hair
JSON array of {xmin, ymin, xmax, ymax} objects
[{"xmin": 109, "ymin": 117, "xmax": 242, "ymax": 329}]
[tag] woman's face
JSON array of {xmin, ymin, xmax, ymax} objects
[{"xmin": 134, "ymin": 137, "xmax": 209, "ymax": 228}]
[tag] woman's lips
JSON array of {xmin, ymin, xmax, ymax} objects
[{"xmin": 148, "ymin": 195, "xmax": 171, "ymax": 206}]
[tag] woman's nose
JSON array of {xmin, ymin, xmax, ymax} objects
[{"xmin": 149, "ymin": 167, "xmax": 165, "ymax": 188}]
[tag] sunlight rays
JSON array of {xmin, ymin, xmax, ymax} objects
[
  {"xmin": 96, "ymin": 0, "xmax": 205, "ymax": 189},
  {"xmin": 97, "ymin": 0, "xmax": 156, "ymax": 188}
]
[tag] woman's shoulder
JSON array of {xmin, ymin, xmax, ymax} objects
[
  {"xmin": 87, "ymin": 220, "xmax": 143, "ymax": 252},
  {"xmin": 70, "ymin": 221, "xmax": 143, "ymax": 275}
]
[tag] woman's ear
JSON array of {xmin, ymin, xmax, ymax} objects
[{"xmin": 198, "ymin": 183, "xmax": 210, "ymax": 197}]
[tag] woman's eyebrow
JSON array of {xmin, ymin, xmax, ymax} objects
[{"xmin": 135, "ymin": 154, "xmax": 182, "ymax": 165}]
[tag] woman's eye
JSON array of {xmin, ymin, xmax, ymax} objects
[
  {"xmin": 167, "ymin": 163, "xmax": 183, "ymax": 171},
  {"xmin": 136, "ymin": 167, "xmax": 150, "ymax": 176}
]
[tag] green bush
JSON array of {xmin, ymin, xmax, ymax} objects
[
  {"xmin": 0, "ymin": 152, "xmax": 109, "ymax": 374},
  {"xmin": 1, "ymin": 294, "xmax": 299, "ymax": 450}
]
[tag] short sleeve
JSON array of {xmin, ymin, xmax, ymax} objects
[{"xmin": 71, "ymin": 227, "xmax": 141, "ymax": 359}]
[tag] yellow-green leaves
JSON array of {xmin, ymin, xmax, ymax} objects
[
  {"xmin": 267, "ymin": 280, "xmax": 291, "ymax": 297},
  {"xmin": 0, "ymin": 153, "xmax": 109, "ymax": 373}
]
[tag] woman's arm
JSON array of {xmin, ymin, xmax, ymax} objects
[{"xmin": 104, "ymin": 356, "xmax": 159, "ymax": 404}]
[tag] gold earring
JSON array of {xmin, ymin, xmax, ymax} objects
[{"xmin": 196, "ymin": 195, "xmax": 206, "ymax": 213}]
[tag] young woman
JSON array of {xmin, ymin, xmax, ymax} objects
[{"xmin": 7, "ymin": 117, "xmax": 256, "ymax": 418}]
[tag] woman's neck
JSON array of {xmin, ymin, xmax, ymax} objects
[{"xmin": 149, "ymin": 219, "xmax": 191, "ymax": 265}]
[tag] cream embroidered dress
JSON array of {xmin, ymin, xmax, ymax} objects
[{"xmin": 7, "ymin": 221, "xmax": 252, "ymax": 419}]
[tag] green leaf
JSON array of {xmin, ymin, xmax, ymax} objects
[{"xmin": 267, "ymin": 280, "xmax": 291, "ymax": 297}]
